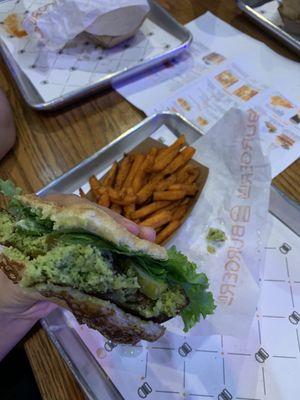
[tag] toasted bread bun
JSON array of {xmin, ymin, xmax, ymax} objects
[{"xmin": 19, "ymin": 193, "xmax": 167, "ymax": 260}]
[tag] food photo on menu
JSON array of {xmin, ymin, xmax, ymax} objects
[{"xmin": 0, "ymin": 1, "xmax": 300, "ymax": 400}]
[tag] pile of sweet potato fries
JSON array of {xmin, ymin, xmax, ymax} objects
[{"xmin": 80, "ymin": 135, "xmax": 201, "ymax": 244}]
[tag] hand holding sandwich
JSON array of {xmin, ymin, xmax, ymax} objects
[
  {"xmin": 0, "ymin": 181, "xmax": 215, "ymax": 360},
  {"xmin": 0, "ymin": 196, "xmax": 156, "ymax": 361}
]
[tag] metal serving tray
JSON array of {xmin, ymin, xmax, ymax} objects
[
  {"xmin": 37, "ymin": 112, "xmax": 202, "ymax": 196},
  {"xmin": 237, "ymin": 0, "xmax": 300, "ymax": 56},
  {"xmin": 39, "ymin": 112, "xmax": 300, "ymax": 400},
  {"xmin": 38, "ymin": 112, "xmax": 204, "ymax": 400},
  {"xmin": 0, "ymin": 0, "xmax": 192, "ymax": 111}
]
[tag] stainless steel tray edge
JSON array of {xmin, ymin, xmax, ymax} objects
[
  {"xmin": 41, "ymin": 318, "xmax": 96, "ymax": 400},
  {"xmin": 0, "ymin": 0, "xmax": 192, "ymax": 111},
  {"xmin": 37, "ymin": 112, "xmax": 203, "ymax": 196},
  {"xmin": 269, "ymin": 185, "xmax": 300, "ymax": 237},
  {"xmin": 237, "ymin": 0, "xmax": 300, "ymax": 56},
  {"xmin": 41, "ymin": 315, "xmax": 122, "ymax": 400}
]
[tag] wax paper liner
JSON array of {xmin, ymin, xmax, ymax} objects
[
  {"xmin": 23, "ymin": 0, "xmax": 150, "ymax": 50},
  {"xmin": 164, "ymin": 107, "xmax": 272, "ymax": 338}
]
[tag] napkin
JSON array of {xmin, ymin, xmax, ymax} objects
[
  {"xmin": 167, "ymin": 108, "xmax": 272, "ymax": 337},
  {"xmin": 23, "ymin": 0, "xmax": 150, "ymax": 50}
]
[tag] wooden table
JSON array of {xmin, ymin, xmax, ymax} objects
[{"xmin": 0, "ymin": 0, "xmax": 299, "ymax": 398}]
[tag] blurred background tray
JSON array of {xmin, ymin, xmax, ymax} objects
[
  {"xmin": 0, "ymin": 0, "xmax": 192, "ymax": 110},
  {"xmin": 237, "ymin": 0, "xmax": 300, "ymax": 56}
]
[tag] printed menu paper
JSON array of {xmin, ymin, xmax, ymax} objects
[{"xmin": 116, "ymin": 12, "xmax": 300, "ymax": 178}]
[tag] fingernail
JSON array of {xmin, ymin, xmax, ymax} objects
[
  {"xmin": 139, "ymin": 226, "xmax": 156, "ymax": 242},
  {"xmin": 124, "ymin": 220, "xmax": 140, "ymax": 235}
]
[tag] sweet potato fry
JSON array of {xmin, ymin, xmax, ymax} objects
[
  {"xmin": 109, "ymin": 186, "xmax": 137, "ymax": 206},
  {"xmin": 186, "ymin": 169, "xmax": 201, "ymax": 184},
  {"xmin": 140, "ymin": 210, "xmax": 172, "ymax": 229},
  {"xmin": 111, "ymin": 197, "xmax": 137, "ymax": 206},
  {"xmin": 153, "ymin": 190, "xmax": 186, "ymax": 201},
  {"xmin": 157, "ymin": 135, "xmax": 185, "ymax": 159},
  {"xmin": 136, "ymin": 170, "xmax": 165, "ymax": 204},
  {"xmin": 181, "ymin": 197, "xmax": 191, "ymax": 206},
  {"xmin": 145, "ymin": 147, "xmax": 158, "ymax": 172},
  {"xmin": 176, "ymin": 164, "xmax": 196, "ymax": 183},
  {"xmin": 123, "ymin": 188, "xmax": 136, "ymax": 217},
  {"xmin": 103, "ymin": 162, "xmax": 118, "ymax": 187},
  {"xmin": 156, "ymin": 175, "xmax": 177, "ymax": 191},
  {"xmin": 152, "ymin": 136, "xmax": 186, "ymax": 172},
  {"xmin": 172, "ymin": 202, "xmax": 191, "ymax": 220},
  {"xmin": 168, "ymin": 183, "xmax": 198, "ymax": 196},
  {"xmin": 136, "ymin": 179, "xmax": 159, "ymax": 204},
  {"xmin": 162, "ymin": 147, "xmax": 196, "ymax": 176},
  {"xmin": 89, "ymin": 175, "xmax": 101, "ymax": 197},
  {"xmin": 111, "ymin": 204, "xmax": 122, "ymax": 214},
  {"xmin": 124, "ymin": 154, "xmax": 145, "ymax": 188},
  {"xmin": 155, "ymin": 220, "xmax": 182, "ymax": 244},
  {"xmin": 115, "ymin": 156, "xmax": 131, "ymax": 190},
  {"xmin": 124, "ymin": 204, "xmax": 135, "ymax": 219},
  {"xmin": 96, "ymin": 186, "xmax": 108, "ymax": 197},
  {"xmin": 98, "ymin": 193, "xmax": 110, "ymax": 208},
  {"xmin": 131, "ymin": 201, "xmax": 171, "ymax": 220},
  {"xmin": 108, "ymin": 187, "xmax": 120, "ymax": 200},
  {"xmin": 163, "ymin": 200, "xmax": 182, "ymax": 212},
  {"xmin": 132, "ymin": 157, "xmax": 149, "ymax": 193},
  {"xmin": 153, "ymin": 148, "xmax": 180, "ymax": 172}
]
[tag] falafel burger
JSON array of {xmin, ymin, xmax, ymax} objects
[{"xmin": 0, "ymin": 180, "xmax": 215, "ymax": 344}]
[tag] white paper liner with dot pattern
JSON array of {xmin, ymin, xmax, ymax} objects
[
  {"xmin": 67, "ymin": 215, "xmax": 300, "ymax": 400},
  {"xmin": 0, "ymin": 0, "xmax": 180, "ymax": 102}
]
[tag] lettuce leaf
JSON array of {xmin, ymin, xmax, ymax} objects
[
  {"xmin": 162, "ymin": 247, "xmax": 216, "ymax": 331},
  {"xmin": 164, "ymin": 247, "xmax": 208, "ymax": 286},
  {"xmin": 0, "ymin": 179, "xmax": 27, "ymax": 219},
  {"xmin": 15, "ymin": 218, "xmax": 53, "ymax": 236},
  {"xmin": 0, "ymin": 179, "xmax": 53, "ymax": 232},
  {"xmin": 181, "ymin": 285, "xmax": 215, "ymax": 332},
  {"xmin": 58, "ymin": 233, "xmax": 216, "ymax": 331},
  {"xmin": 0, "ymin": 179, "xmax": 22, "ymax": 197}
]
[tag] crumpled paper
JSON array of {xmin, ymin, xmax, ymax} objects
[
  {"xmin": 23, "ymin": 0, "xmax": 150, "ymax": 50},
  {"xmin": 166, "ymin": 107, "xmax": 272, "ymax": 337}
]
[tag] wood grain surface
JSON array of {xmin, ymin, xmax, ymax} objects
[
  {"xmin": 24, "ymin": 327, "xmax": 84, "ymax": 400},
  {"xmin": 0, "ymin": 0, "xmax": 299, "ymax": 399}
]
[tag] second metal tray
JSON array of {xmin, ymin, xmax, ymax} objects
[
  {"xmin": 237, "ymin": 0, "xmax": 300, "ymax": 56},
  {"xmin": 0, "ymin": 0, "xmax": 192, "ymax": 111}
]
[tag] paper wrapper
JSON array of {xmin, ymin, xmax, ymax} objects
[
  {"xmin": 23, "ymin": 0, "xmax": 150, "ymax": 50},
  {"xmin": 278, "ymin": 0, "xmax": 300, "ymax": 35},
  {"xmin": 163, "ymin": 108, "xmax": 272, "ymax": 338}
]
